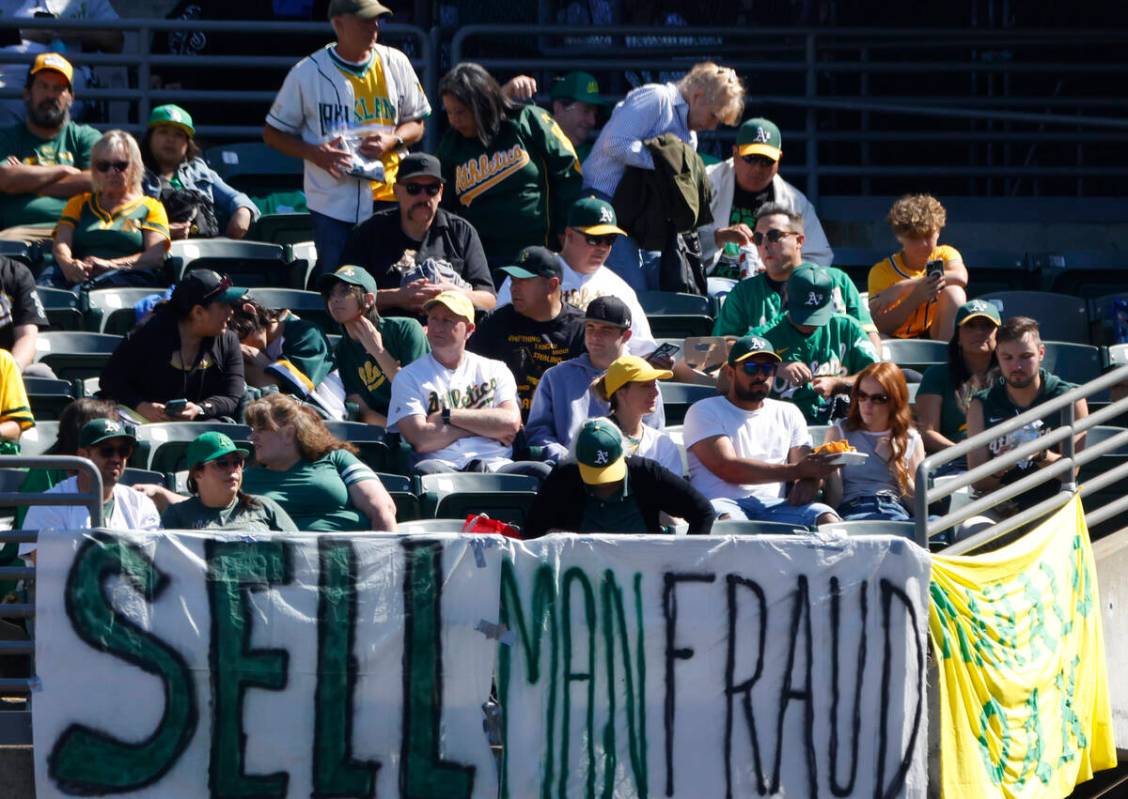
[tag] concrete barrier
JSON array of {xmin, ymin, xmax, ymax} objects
[{"xmin": 1095, "ymin": 526, "xmax": 1128, "ymax": 755}]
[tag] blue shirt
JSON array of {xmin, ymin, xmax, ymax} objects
[{"xmin": 142, "ymin": 157, "xmax": 260, "ymax": 231}]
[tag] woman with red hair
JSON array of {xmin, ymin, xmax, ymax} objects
[{"xmin": 823, "ymin": 362, "xmax": 925, "ymax": 521}]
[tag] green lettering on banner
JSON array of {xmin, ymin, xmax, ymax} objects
[
  {"xmin": 314, "ymin": 539, "xmax": 379, "ymax": 797},
  {"xmin": 1056, "ymin": 656, "xmax": 1088, "ymax": 766},
  {"xmin": 928, "ymin": 582, "xmax": 957, "ymax": 660},
  {"xmin": 598, "ymin": 570, "xmax": 648, "ymax": 798},
  {"xmin": 48, "ymin": 536, "xmax": 197, "ymax": 793},
  {"xmin": 207, "ymin": 540, "xmax": 293, "ymax": 798},
  {"xmin": 977, "ymin": 698, "xmax": 1008, "ymax": 786},
  {"xmin": 1071, "ymin": 534, "xmax": 1092, "ymax": 618},
  {"xmin": 399, "ymin": 540, "xmax": 475, "ymax": 799},
  {"xmin": 1014, "ymin": 688, "xmax": 1053, "ymax": 788},
  {"xmin": 559, "ymin": 568, "xmax": 596, "ymax": 799}
]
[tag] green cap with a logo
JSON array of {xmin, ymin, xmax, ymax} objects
[
  {"xmin": 956, "ymin": 299, "xmax": 1002, "ymax": 328},
  {"xmin": 318, "ymin": 264, "xmax": 378, "ymax": 295},
  {"xmin": 728, "ymin": 334, "xmax": 781, "ymax": 365},
  {"xmin": 78, "ymin": 418, "xmax": 138, "ymax": 449},
  {"xmin": 500, "ymin": 246, "xmax": 563, "ymax": 280},
  {"xmin": 148, "ymin": 104, "xmax": 195, "ymax": 137},
  {"xmin": 549, "ymin": 70, "xmax": 605, "ymax": 105},
  {"xmin": 567, "ymin": 196, "xmax": 627, "ymax": 236},
  {"xmin": 736, "ymin": 117, "xmax": 782, "ymax": 161},
  {"xmin": 575, "ymin": 419, "xmax": 626, "ymax": 485},
  {"xmin": 186, "ymin": 431, "xmax": 249, "ymax": 471},
  {"xmin": 786, "ymin": 263, "xmax": 836, "ymax": 327}
]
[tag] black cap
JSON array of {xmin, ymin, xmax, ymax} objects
[
  {"xmin": 585, "ymin": 295, "xmax": 632, "ymax": 328},
  {"xmin": 499, "ymin": 246, "xmax": 562, "ymax": 280},
  {"xmin": 171, "ymin": 269, "xmax": 247, "ymax": 312},
  {"xmin": 397, "ymin": 152, "xmax": 444, "ymax": 183}
]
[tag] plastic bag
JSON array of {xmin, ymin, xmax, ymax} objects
[{"xmin": 462, "ymin": 513, "xmax": 521, "ymax": 538}]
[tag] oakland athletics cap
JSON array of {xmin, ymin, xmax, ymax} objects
[
  {"xmin": 567, "ymin": 197, "xmax": 627, "ymax": 236},
  {"xmin": 78, "ymin": 418, "xmax": 137, "ymax": 449},
  {"xmin": 603, "ymin": 355, "xmax": 672, "ymax": 397},
  {"xmin": 549, "ymin": 71, "xmax": 605, "ymax": 105},
  {"xmin": 585, "ymin": 295, "xmax": 631, "ymax": 329},
  {"xmin": 397, "ymin": 152, "xmax": 444, "ymax": 183},
  {"xmin": 172, "ymin": 270, "xmax": 247, "ymax": 312},
  {"xmin": 423, "ymin": 290, "xmax": 475, "ymax": 322},
  {"xmin": 148, "ymin": 104, "xmax": 195, "ymax": 137},
  {"xmin": 575, "ymin": 419, "xmax": 627, "ymax": 485},
  {"xmin": 728, "ymin": 335, "xmax": 780, "ymax": 365},
  {"xmin": 186, "ymin": 431, "xmax": 249, "ymax": 471},
  {"xmin": 29, "ymin": 52, "xmax": 73, "ymax": 88},
  {"xmin": 786, "ymin": 263, "xmax": 836, "ymax": 327},
  {"xmin": 328, "ymin": 0, "xmax": 391, "ymax": 18},
  {"xmin": 956, "ymin": 299, "xmax": 1001, "ymax": 327},
  {"xmin": 736, "ymin": 117, "xmax": 782, "ymax": 161},
  {"xmin": 500, "ymin": 246, "xmax": 562, "ymax": 280},
  {"xmin": 318, "ymin": 264, "xmax": 378, "ymax": 295}
]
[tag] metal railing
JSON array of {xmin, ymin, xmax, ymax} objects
[{"xmin": 913, "ymin": 363, "xmax": 1128, "ymax": 553}]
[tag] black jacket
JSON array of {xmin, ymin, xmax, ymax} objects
[{"xmin": 523, "ymin": 456, "xmax": 715, "ymax": 538}]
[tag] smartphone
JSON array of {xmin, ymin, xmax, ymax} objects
[
  {"xmin": 926, "ymin": 259, "xmax": 945, "ymax": 280},
  {"xmin": 648, "ymin": 342, "xmax": 681, "ymax": 363},
  {"xmin": 165, "ymin": 398, "xmax": 189, "ymax": 415}
]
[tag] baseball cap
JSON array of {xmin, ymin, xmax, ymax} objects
[
  {"xmin": 585, "ymin": 295, "xmax": 631, "ymax": 329},
  {"xmin": 148, "ymin": 104, "xmax": 195, "ymax": 137},
  {"xmin": 318, "ymin": 264, "xmax": 378, "ymax": 295},
  {"xmin": 549, "ymin": 71, "xmax": 605, "ymax": 105},
  {"xmin": 186, "ymin": 431, "xmax": 249, "ymax": 471},
  {"xmin": 78, "ymin": 418, "xmax": 137, "ymax": 449},
  {"xmin": 956, "ymin": 299, "xmax": 1001, "ymax": 327},
  {"xmin": 736, "ymin": 118, "xmax": 782, "ymax": 161},
  {"xmin": 499, "ymin": 246, "xmax": 562, "ymax": 280},
  {"xmin": 786, "ymin": 263, "xmax": 836, "ymax": 327},
  {"xmin": 29, "ymin": 52, "xmax": 73, "ymax": 88},
  {"xmin": 328, "ymin": 0, "xmax": 391, "ymax": 18},
  {"xmin": 728, "ymin": 334, "xmax": 780, "ymax": 365},
  {"xmin": 397, "ymin": 152, "xmax": 444, "ymax": 183},
  {"xmin": 423, "ymin": 290, "xmax": 475, "ymax": 322},
  {"xmin": 567, "ymin": 197, "xmax": 627, "ymax": 236},
  {"xmin": 604, "ymin": 355, "xmax": 672, "ymax": 397},
  {"xmin": 172, "ymin": 270, "xmax": 248, "ymax": 312},
  {"xmin": 575, "ymin": 419, "xmax": 627, "ymax": 485}
]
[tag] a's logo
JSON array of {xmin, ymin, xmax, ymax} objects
[
  {"xmin": 586, "ymin": 80, "xmax": 599, "ymax": 93},
  {"xmin": 598, "ymin": 206, "xmax": 614, "ymax": 224},
  {"xmin": 339, "ymin": 266, "xmax": 356, "ymax": 277},
  {"xmin": 104, "ymin": 421, "xmax": 121, "ymax": 434},
  {"xmin": 753, "ymin": 126, "xmax": 773, "ymax": 143},
  {"xmin": 806, "ymin": 292, "xmax": 824, "ymax": 306},
  {"xmin": 967, "ymin": 300, "xmax": 991, "ymax": 312},
  {"xmin": 593, "ymin": 449, "xmax": 610, "ymax": 465}
]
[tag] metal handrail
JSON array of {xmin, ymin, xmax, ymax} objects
[{"xmin": 0, "ymin": 455, "xmax": 104, "ymax": 527}]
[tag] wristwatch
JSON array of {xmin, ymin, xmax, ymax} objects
[
  {"xmin": 393, "ymin": 134, "xmax": 405, "ymax": 149},
  {"xmin": 441, "ymin": 407, "xmax": 451, "ymax": 426},
  {"xmin": 201, "ymin": 401, "xmax": 215, "ymax": 417}
]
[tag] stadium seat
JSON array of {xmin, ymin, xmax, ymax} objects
[
  {"xmin": 23, "ymin": 377, "xmax": 75, "ymax": 421},
  {"xmin": 37, "ymin": 287, "xmax": 84, "ymax": 331},
  {"xmin": 245, "ymin": 288, "xmax": 340, "ymax": 335},
  {"xmin": 119, "ymin": 468, "xmax": 168, "ymax": 487},
  {"xmin": 818, "ymin": 519, "xmax": 918, "ymax": 539},
  {"xmin": 34, "ymin": 332, "xmax": 121, "ymax": 381},
  {"xmin": 398, "ymin": 518, "xmax": 466, "ymax": 534},
  {"xmin": 1088, "ymin": 294, "xmax": 1128, "ymax": 346},
  {"xmin": 251, "ymin": 213, "xmax": 313, "ymax": 246},
  {"xmin": 134, "ymin": 422, "xmax": 252, "ymax": 472},
  {"xmin": 637, "ymin": 291, "xmax": 714, "ymax": 339},
  {"xmin": 18, "ymin": 420, "xmax": 59, "ymax": 456},
  {"xmin": 204, "ymin": 142, "xmax": 303, "ymax": 197},
  {"xmin": 377, "ymin": 472, "xmax": 420, "ymax": 522},
  {"xmin": 167, "ymin": 240, "xmax": 309, "ymax": 289},
  {"xmin": 83, "ymin": 287, "xmax": 165, "ymax": 334},
  {"xmin": 416, "ymin": 472, "xmax": 539, "ymax": 526},
  {"xmin": 711, "ymin": 519, "xmax": 809, "ymax": 535},
  {"xmin": 979, "ymin": 291, "xmax": 1090, "ymax": 344},
  {"xmin": 0, "ymin": 240, "xmax": 32, "ymax": 264},
  {"xmin": 1042, "ymin": 341, "xmax": 1103, "ymax": 387},
  {"xmin": 881, "ymin": 339, "xmax": 947, "ymax": 373},
  {"xmin": 658, "ymin": 382, "xmax": 717, "ymax": 425},
  {"xmin": 323, "ymin": 421, "xmax": 388, "ymax": 471}
]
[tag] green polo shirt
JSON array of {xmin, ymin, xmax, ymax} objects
[
  {"xmin": 0, "ymin": 120, "xmax": 101, "ymax": 226},
  {"xmin": 161, "ymin": 495, "xmax": 297, "ymax": 532},
  {"xmin": 334, "ymin": 316, "xmax": 429, "ymax": 416},
  {"xmin": 578, "ymin": 473, "xmax": 651, "ymax": 534},
  {"xmin": 713, "ymin": 266, "xmax": 875, "ymax": 336},
  {"xmin": 241, "ymin": 450, "xmax": 380, "ymax": 532}
]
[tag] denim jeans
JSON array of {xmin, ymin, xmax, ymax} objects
[
  {"xmin": 604, "ymin": 233, "xmax": 662, "ymax": 293},
  {"xmin": 836, "ymin": 494, "xmax": 912, "ymax": 522},
  {"xmin": 310, "ymin": 209, "xmax": 358, "ymax": 280},
  {"xmin": 36, "ymin": 264, "xmax": 162, "ymax": 290},
  {"xmin": 710, "ymin": 494, "xmax": 836, "ymax": 528}
]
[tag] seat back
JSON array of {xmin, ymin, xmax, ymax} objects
[
  {"xmin": 204, "ymin": 142, "xmax": 303, "ymax": 196},
  {"xmin": 881, "ymin": 339, "xmax": 948, "ymax": 372},
  {"xmin": 658, "ymin": 382, "xmax": 717, "ymax": 425},
  {"xmin": 416, "ymin": 472, "xmax": 539, "ymax": 525},
  {"xmin": 18, "ymin": 420, "xmax": 60, "ymax": 457},
  {"xmin": 980, "ymin": 291, "xmax": 1090, "ymax": 344},
  {"xmin": 818, "ymin": 519, "xmax": 917, "ymax": 539},
  {"xmin": 251, "ymin": 213, "xmax": 313, "ymax": 246},
  {"xmin": 245, "ymin": 288, "xmax": 340, "ymax": 335},
  {"xmin": 166, "ymin": 240, "xmax": 293, "ymax": 286},
  {"xmin": 1041, "ymin": 341, "xmax": 1103, "ymax": 388},
  {"xmin": 23, "ymin": 378, "xmax": 75, "ymax": 421},
  {"xmin": 34, "ymin": 332, "xmax": 122, "ymax": 381},
  {"xmin": 37, "ymin": 287, "xmax": 84, "ymax": 331},
  {"xmin": 712, "ymin": 519, "xmax": 810, "ymax": 535},
  {"xmin": 322, "ymin": 421, "xmax": 389, "ymax": 471},
  {"xmin": 135, "ymin": 422, "xmax": 252, "ymax": 472},
  {"xmin": 399, "ymin": 518, "xmax": 466, "ymax": 534},
  {"xmin": 83, "ymin": 287, "xmax": 166, "ymax": 334}
]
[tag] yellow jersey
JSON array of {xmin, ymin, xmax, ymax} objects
[{"xmin": 868, "ymin": 244, "xmax": 962, "ymax": 339}]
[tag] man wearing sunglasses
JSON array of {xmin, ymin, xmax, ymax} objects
[
  {"xmin": 697, "ymin": 117, "xmax": 832, "ymax": 278},
  {"xmin": 339, "ymin": 152, "xmax": 495, "ymax": 320},
  {"xmin": 22, "ymin": 418, "xmax": 161, "ymax": 562}
]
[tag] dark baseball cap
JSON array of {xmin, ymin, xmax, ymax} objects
[
  {"xmin": 567, "ymin": 197, "xmax": 627, "ymax": 236},
  {"xmin": 786, "ymin": 263, "xmax": 836, "ymax": 327},
  {"xmin": 78, "ymin": 418, "xmax": 138, "ymax": 449},
  {"xmin": 318, "ymin": 264, "xmax": 378, "ymax": 295},
  {"xmin": 500, "ymin": 246, "xmax": 562, "ymax": 280},
  {"xmin": 736, "ymin": 118, "xmax": 782, "ymax": 161},
  {"xmin": 728, "ymin": 335, "xmax": 780, "ymax": 365},
  {"xmin": 956, "ymin": 299, "xmax": 1001, "ymax": 327},
  {"xmin": 584, "ymin": 295, "xmax": 631, "ymax": 329},
  {"xmin": 549, "ymin": 71, "xmax": 606, "ymax": 105},
  {"xmin": 172, "ymin": 269, "xmax": 247, "ymax": 312},
  {"xmin": 328, "ymin": 0, "xmax": 391, "ymax": 18},
  {"xmin": 397, "ymin": 152, "xmax": 444, "ymax": 183}
]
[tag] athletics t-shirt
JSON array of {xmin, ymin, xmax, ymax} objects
[
  {"xmin": 264, "ymin": 316, "xmax": 346, "ymax": 420},
  {"xmin": 161, "ymin": 494, "xmax": 297, "ymax": 532},
  {"xmin": 0, "ymin": 348, "xmax": 32, "ymax": 433},
  {"xmin": 242, "ymin": 449, "xmax": 380, "ymax": 532},
  {"xmin": 712, "ymin": 266, "xmax": 875, "ymax": 336},
  {"xmin": 334, "ymin": 316, "xmax": 429, "ymax": 416},
  {"xmin": 712, "ymin": 182, "xmax": 773, "ymax": 277},
  {"xmin": 0, "ymin": 120, "xmax": 101, "ymax": 225},
  {"xmin": 867, "ymin": 244, "xmax": 962, "ymax": 339},
  {"xmin": 57, "ymin": 193, "xmax": 171, "ymax": 260}
]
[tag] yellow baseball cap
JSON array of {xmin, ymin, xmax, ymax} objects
[
  {"xmin": 30, "ymin": 52, "xmax": 74, "ymax": 88},
  {"xmin": 604, "ymin": 355, "xmax": 672, "ymax": 397},
  {"xmin": 423, "ymin": 290, "xmax": 475, "ymax": 322}
]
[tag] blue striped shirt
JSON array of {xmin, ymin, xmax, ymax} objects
[{"xmin": 582, "ymin": 82, "xmax": 696, "ymax": 199}]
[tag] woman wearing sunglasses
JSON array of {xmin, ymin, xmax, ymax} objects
[
  {"xmin": 822, "ymin": 362, "xmax": 924, "ymax": 521},
  {"xmin": 159, "ymin": 431, "xmax": 297, "ymax": 532},
  {"xmin": 46, "ymin": 129, "xmax": 170, "ymax": 289}
]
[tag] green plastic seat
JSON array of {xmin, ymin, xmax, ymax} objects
[
  {"xmin": 711, "ymin": 519, "xmax": 810, "ymax": 535},
  {"xmin": 204, "ymin": 142, "xmax": 303, "ymax": 197},
  {"xmin": 322, "ymin": 421, "xmax": 388, "ymax": 471},
  {"xmin": 246, "ymin": 288, "xmax": 340, "ymax": 335},
  {"xmin": 251, "ymin": 213, "xmax": 313, "ymax": 246},
  {"xmin": 818, "ymin": 520, "xmax": 918, "ymax": 540},
  {"xmin": 167, "ymin": 240, "xmax": 308, "ymax": 289},
  {"xmin": 980, "ymin": 291, "xmax": 1090, "ymax": 344},
  {"xmin": 82, "ymin": 287, "xmax": 166, "ymax": 334},
  {"xmin": 880, "ymin": 339, "xmax": 948, "ymax": 372},
  {"xmin": 638, "ymin": 291, "xmax": 715, "ymax": 338},
  {"xmin": 33, "ymin": 331, "xmax": 121, "ymax": 381},
  {"xmin": 416, "ymin": 472, "xmax": 539, "ymax": 526},
  {"xmin": 134, "ymin": 422, "xmax": 252, "ymax": 473},
  {"xmin": 658, "ymin": 382, "xmax": 717, "ymax": 425},
  {"xmin": 37, "ymin": 287, "xmax": 84, "ymax": 331},
  {"xmin": 398, "ymin": 518, "xmax": 466, "ymax": 534},
  {"xmin": 23, "ymin": 378, "xmax": 75, "ymax": 421},
  {"xmin": 18, "ymin": 420, "xmax": 60, "ymax": 457}
]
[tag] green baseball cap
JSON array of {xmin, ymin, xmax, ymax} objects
[
  {"xmin": 549, "ymin": 71, "xmax": 605, "ymax": 105},
  {"xmin": 575, "ymin": 419, "xmax": 626, "ymax": 485},
  {"xmin": 148, "ymin": 104, "xmax": 195, "ymax": 137},
  {"xmin": 786, "ymin": 263, "xmax": 836, "ymax": 327},
  {"xmin": 318, "ymin": 264, "xmax": 378, "ymax": 295},
  {"xmin": 956, "ymin": 299, "xmax": 1001, "ymax": 327},
  {"xmin": 78, "ymin": 418, "xmax": 138, "ymax": 449},
  {"xmin": 186, "ymin": 431, "xmax": 249, "ymax": 471},
  {"xmin": 736, "ymin": 117, "xmax": 782, "ymax": 161},
  {"xmin": 328, "ymin": 0, "xmax": 391, "ymax": 18},
  {"xmin": 500, "ymin": 246, "xmax": 562, "ymax": 280},
  {"xmin": 728, "ymin": 335, "xmax": 781, "ymax": 365},
  {"xmin": 567, "ymin": 196, "xmax": 627, "ymax": 236}
]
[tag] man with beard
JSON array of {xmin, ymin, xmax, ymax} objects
[
  {"xmin": 338, "ymin": 152, "xmax": 494, "ymax": 320},
  {"xmin": 683, "ymin": 334, "xmax": 841, "ymax": 526},
  {"xmin": 0, "ymin": 53, "xmax": 99, "ymax": 241}
]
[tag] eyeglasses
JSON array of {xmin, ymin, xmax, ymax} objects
[
  {"xmin": 96, "ymin": 444, "xmax": 133, "ymax": 459},
  {"xmin": 94, "ymin": 160, "xmax": 129, "ymax": 173},
  {"xmin": 856, "ymin": 390, "xmax": 890, "ymax": 405},
  {"xmin": 583, "ymin": 234, "xmax": 617, "ymax": 247},
  {"xmin": 740, "ymin": 361, "xmax": 777, "ymax": 377},
  {"xmin": 741, "ymin": 155, "xmax": 776, "ymax": 168},
  {"xmin": 402, "ymin": 182, "xmax": 441, "ymax": 196},
  {"xmin": 208, "ymin": 455, "xmax": 245, "ymax": 470},
  {"xmin": 751, "ymin": 229, "xmax": 797, "ymax": 246}
]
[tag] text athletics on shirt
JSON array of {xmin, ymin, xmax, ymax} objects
[{"xmin": 425, "ymin": 377, "xmax": 499, "ymax": 414}]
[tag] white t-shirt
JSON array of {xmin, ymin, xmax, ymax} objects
[
  {"xmin": 683, "ymin": 396, "xmax": 811, "ymax": 501},
  {"xmin": 623, "ymin": 423, "xmax": 683, "ymax": 475},
  {"xmin": 21, "ymin": 476, "xmax": 161, "ymax": 556},
  {"xmin": 495, "ymin": 256, "xmax": 656, "ymax": 357},
  {"xmin": 388, "ymin": 350, "xmax": 519, "ymax": 468}
]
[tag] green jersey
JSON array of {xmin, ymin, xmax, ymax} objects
[
  {"xmin": 754, "ymin": 314, "xmax": 879, "ymax": 423},
  {"xmin": 160, "ymin": 495, "xmax": 297, "ymax": 532},
  {"xmin": 334, "ymin": 316, "xmax": 429, "ymax": 416},
  {"xmin": 0, "ymin": 120, "xmax": 101, "ymax": 225},
  {"xmin": 242, "ymin": 449, "xmax": 381, "ymax": 532},
  {"xmin": 917, "ymin": 363, "xmax": 999, "ymax": 444},
  {"xmin": 713, "ymin": 267, "xmax": 875, "ymax": 337}
]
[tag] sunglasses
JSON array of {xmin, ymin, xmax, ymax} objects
[
  {"xmin": 741, "ymin": 155, "xmax": 776, "ymax": 168},
  {"xmin": 583, "ymin": 233, "xmax": 617, "ymax": 247},
  {"xmin": 751, "ymin": 229, "xmax": 797, "ymax": 246},
  {"xmin": 402, "ymin": 182, "xmax": 441, "ymax": 196},
  {"xmin": 201, "ymin": 273, "xmax": 234, "ymax": 303},
  {"xmin": 856, "ymin": 389, "xmax": 890, "ymax": 405},
  {"xmin": 208, "ymin": 455, "xmax": 245, "ymax": 470},
  {"xmin": 96, "ymin": 443, "xmax": 133, "ymax": 459},
  {"xmin": 94, "ymin": 160, "xmax": 129, "ymax": 173},
  {"xmin": 740, "ymin": 361, "xmax": 777, "ymax": 377}
]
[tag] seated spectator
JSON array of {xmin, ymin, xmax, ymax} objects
[
  {"xmin": 583, "ymin": 61, "xmax": 744, "ymax": 292},
  {"xmin": 157, "ymin": 432, "xmax": 297, "ymax": 531},
  {"xmin": 0, "ymin": 53, "xmax": 97, "ymax": 242},
  {"xmin": 523, "ymin": 418, "xmax": 714, "ymax": 538},
  {"xmin": 0, "ymin": 347, "xmax": 32, "ymax": 452},
  {"xmin": 592, "ymin": 354, "xmax": 682, "ymax": 475},
  {"xmin": 22, "ymin": 419, "xmax": 160, "ymax": 562},
  {"xmin": 699, "ymin": 118, "xmax": 832, "ymax": 277},
  {"xmin": 684, "ymin": 335, "xmax": 840, "ymax": 526},
  {"xmin": 868, "ymin": 194, "xmax": 968, "ymax": 341},
  {"xmin": 467, "ymin": 246, "xmax": 585, "ymax": 417},
  {"xmin": 0, "ymin": 255, "xmax": 52, "ymax": 377},
  {"xmin": 752, "ymin": 265, "xmax": 879, "ymax": 424},
  {"xmin": 319, "ymin": 264, "xmax": 429, "ymax": 426},
  {"xmin": 527, "ymin": 296, "xmax": 664, "ymax": 463},
  {"xmin": 435, "ymin": 62, "xmax": 582, "ymax": 268},
  {"xmin": 44, "ymin": 129, "xmax": 170, "ymax": 289},
  {"xmin": 917, "ymin": 300, "xmax": 1000, "ymax": 471},
  {"xmin": 229, "ymin": 294, "xmax": 347, "ymax": 421},
  {"xmin": 141, "ymin": 104, "xmax": 259, "ymax": 240},
  {"xmin": 387, "ymin": 290, "xmax": 549, "ymax": 479},
  {"xmin": 495, "ymin": 197, "xmax": 657, "ymax": 358},
  {"xmin": 100, "ymin": 269, "xmax": 247, "ymax": 422},
  {"xmin": 338, "ymin": 152, "xmax": 495, "ymax": 318},
  {"xmin": 711, "ymin": 205, "xmax": 879, "ymax": 351},
  {"xmin": 822, "ymin": 362, "xmax": 924, "ymax": 521}
]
